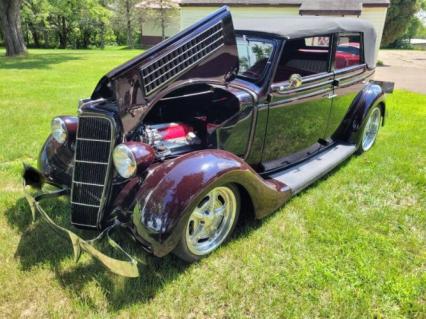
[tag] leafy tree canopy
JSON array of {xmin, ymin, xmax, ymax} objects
[{"xmin": 382, "ymin": 0, "xmax": 423, "ymax": 46}]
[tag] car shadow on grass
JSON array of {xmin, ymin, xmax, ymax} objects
[
  {"xmin": 5, "ymin": 194, "xmax": 262, "ymax": 311},
  {"xmin": 5, "ymin": 196, "xmax": 191, "ymax": 310},
  {"xmin": 5, "ymin": 155, "xmax": 351, "ymax": 311},
  {"xmin": 0, "ymin": 53, "xmax": 81, "ymax": 70}
]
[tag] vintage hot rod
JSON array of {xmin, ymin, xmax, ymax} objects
[{"xmin": 23, "ymin": 7, "xmax": 393, "ymax": 277}]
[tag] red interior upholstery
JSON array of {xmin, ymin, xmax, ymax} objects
[{"xmin": 335, "ymin": 51, "xmax": 360, "ymax": 69}]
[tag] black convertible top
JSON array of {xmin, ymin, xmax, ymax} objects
[{"xmin": 235, "ymin": 16, "xmax": 377, "ymax": 68}]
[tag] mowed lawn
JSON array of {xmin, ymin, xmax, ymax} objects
[{"xmin": 0, "ymin": 48, "xmax": 425, "ymax": 318}]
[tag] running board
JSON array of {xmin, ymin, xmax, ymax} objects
[{"xmin": 270, "ymin": 144, "xmax": 357, "ymax": 195}]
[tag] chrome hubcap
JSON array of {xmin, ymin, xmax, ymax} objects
[
  {"xmin": 186, "ymin": 186, "xmax": 237, "ymax": 256},
  {"xmin": 362, "ymin": 108, "xmax": 381, "ymax": 151}
]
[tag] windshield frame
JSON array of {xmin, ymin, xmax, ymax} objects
[{"xmin": 235, "ymin": 33, "xmax": 277, "ymax": 84}]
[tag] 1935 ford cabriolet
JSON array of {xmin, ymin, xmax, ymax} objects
[{"xmin": 23, "ymin": 7, "xmax": 393, "ymax": 277}]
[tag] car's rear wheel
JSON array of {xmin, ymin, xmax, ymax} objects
[
  {"xmin": 174, "ymin": 184, "xmax": 240, "ymax": 262},
  {"xmin": 357, "ymin": 106, "xmax": 382, "ymax": 154}
]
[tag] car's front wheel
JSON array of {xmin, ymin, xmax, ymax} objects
[
  {"xmin": 174, "ymin": 184, "xmax": 240, "ymax": 262},
  {"xmin": 357, "ymin": 106, "xmax": 382, "ymax": 154}
]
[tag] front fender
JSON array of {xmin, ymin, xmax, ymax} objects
[
  {"xmin": 334, "ymin": 83, "xmax": 385, "ymax": 144},
  {"xmin": 131, "ymin": 150, "xmax": 291, "ymax": 257},
  {"xmin": 38, "ymin": 135, "xmax": 74, "ymax": 187}
]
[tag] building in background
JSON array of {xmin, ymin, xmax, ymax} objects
[{"xmin": 138, "ymin": 0, "xmax": 390, "ymax": 56}]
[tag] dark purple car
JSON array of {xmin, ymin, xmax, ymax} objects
[{"xmin": 23, "ymin": 7, "xmax": 393, "ymax": 277}]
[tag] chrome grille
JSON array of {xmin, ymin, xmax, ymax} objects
[
  {"xmin": 71, "ymin": 115, "xmax": 114, "ymax": 228},
  {"xmin": 140, "ymin": 21, "xmax": 225, "ymax": 96}
]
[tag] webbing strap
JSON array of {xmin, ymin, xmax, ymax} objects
[{"xmin": 23, "ymin": 181, "xmax": 140, "ymax": 278}]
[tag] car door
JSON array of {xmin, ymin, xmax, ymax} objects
[
  {"xmin": 324, "ymin": 32, "xmax": 373, "ymax": 139},
  {"xmin": 261, "ymin": 35, "xmax": 334, "ymax": 170}
]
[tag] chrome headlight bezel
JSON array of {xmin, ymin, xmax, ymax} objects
[
  {"xmin": 113, "ymin": 144, "xmax": 137, "ymax": 178},
  {"xmin": 51, "ymin": 117, "xmax": 68, "ymax": 144}
]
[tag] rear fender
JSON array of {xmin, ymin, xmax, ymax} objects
[
  {"xmin": 334, "ymin": 83, "xmax": 385, "ymax": 144},
  {"xmin": 131, "ymin": 150, "xmax": 291, "ymax": 257}
]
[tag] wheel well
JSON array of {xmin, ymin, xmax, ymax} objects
[{"xmin": 234, "ymin": 184, "xmax": 255, "ymax": 222}]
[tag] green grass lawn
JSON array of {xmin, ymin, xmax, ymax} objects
[{"xmin": 0, "ymin": 49, "xmax": 425, "ymax": 318}]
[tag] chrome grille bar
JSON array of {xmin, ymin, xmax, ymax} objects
[{"xmin": 70, "ymin": 114, "xmax": 115, "ymax": 228}]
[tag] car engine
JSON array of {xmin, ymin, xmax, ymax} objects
[{"xmin": 139, "ymin": 122, "xmax": 203, "ymax": 157}]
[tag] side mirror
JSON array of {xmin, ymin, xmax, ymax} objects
[{"xmin": 289, "ymin": 74, "xmax": 303, "ymax": 89}]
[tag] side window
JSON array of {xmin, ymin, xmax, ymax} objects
[
  {"xmin": 273, "ymin": 35, "xmax": 331, "ymax": 83},
  {"xmin": 335, "ymin": 33, "xmax": 363, "ymax": 70},
  {"xmin": 236, "ymin": 36, "xmax": 274, "ymax": 81},
  {"xmin": 305, "ymin": 36, "xmax": 330, "ymax": 48}
]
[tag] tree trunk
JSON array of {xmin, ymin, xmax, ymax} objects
[
  {"xmin": 0, "ymin": 0, "xmax": 27, "ymax": 56},
  {"xmin": 125, "ymin": 0, "xmax": 132, "ymax": 48},
  {"xmin": 100, "ymin": 22, "xmax": 105, "ymax": 49},
  {"xmin": 82, "ymin": 30, "xmax": 90, "ymax": 49},
  {"xmin": 61, "ymin": 16, "xmax": 67, "ymax": 48},
  {"xmin": 139, "ymin": 15, "xmax": 143, "ymax": 48},
  {"xmin": 42, "ymin": 24, "xmax": 49, "ymax": 48},
  {"xmin": 28, "ymin": 21, "xmax": 40, "ymax": 47},
  {"xmin": 161, "ymin": 14, "xmax": 165, "ymax": 40},
  {"xmin": 58, "ymin": 16, "xmax": 67, "ymax": 49},
  {"xmin": 160, "ymin": 0, "xmax": 166, "ymax": 40}
]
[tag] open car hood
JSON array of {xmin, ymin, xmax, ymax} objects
[{"xmin": 91, "ymin": 6, "xmax": 238, "ymax": 132}]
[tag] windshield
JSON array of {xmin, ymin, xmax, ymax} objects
[{"xmin": 236, "ymin": 35, "xmax": 274, "ymax": 81}]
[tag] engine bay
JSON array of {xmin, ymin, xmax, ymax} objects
[{"xmin": 129, "ymin": 85, "xmax": 240, "ymax": 159}]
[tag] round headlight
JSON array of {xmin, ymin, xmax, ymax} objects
[
  {"xmin": 113, "ymin": 144, "xmax": 137, "ymax": 178},
  {"xmin": 51, "ymin": 117, "xmax": 67, "ymax": 144}
]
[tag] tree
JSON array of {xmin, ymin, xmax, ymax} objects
[
  {"xmin": 125, "ymin": 0, "xmax": 132, "ymax": 47},
  {"xmin": 74, "ymin": 0, "xmax": 112, "ymax": 48},
  {"xmin": 152, "ymin": 0, "xmax": 178, "ymax": 40},
  {"xmin": 112, "ymin": 0, "xmax": 139, "ymax": 48},
  {"xmin": 134, "ymin": 0, "xmax": 153, "ymax": 47},
  {"xmin": 135, "ymin": 0, "xmax": 177, "ymax": 42},
  {"xmin": 22, "ymin": 0, "xmax": 50, "ymax": 48},
  {"xmin": 47, "ymin": 0, "xmax": 77, "ymax": 48},
  {"xmin": 406, "ymin": 16, "xmax": 422, "ymax": 41},
  {"xmin": 45, "ymin": 0, "xmax": 113, "ymax": 49},
  {"xmin": 0, "ymin": 0, "xmax": 27, "ymax": 56},
  {"xmin": 382, "ymin": 0, "xmax": 421, "ymax": 47}
]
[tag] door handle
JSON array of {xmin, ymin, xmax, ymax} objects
[
  {"xmin": 328, "ymin": 94, "xmax": 338, "ymax": 99},
  {"xmin": 333, "ymin": 79, "xmax": 340, "ymax": 87}
]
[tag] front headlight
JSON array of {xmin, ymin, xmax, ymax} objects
[
  {"xmin": 51, "ymin": 117, "xmax": 67, "ymax": 144},
  {"xmin": 113, "ymin": 144, "xmax": 137, "ymax": 178}
]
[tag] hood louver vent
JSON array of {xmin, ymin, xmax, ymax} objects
[{"xmin": 140, "ymin": 21, "xmax": 225, "ymax": 96}]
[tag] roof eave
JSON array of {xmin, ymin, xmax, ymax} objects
[
  {"xmin": 300, "ymin": 9, "xmax": 362, "ymax": 16},
  {"xmin": 177, "ymin": 1, "xmax": 390, "ymax": 8}
]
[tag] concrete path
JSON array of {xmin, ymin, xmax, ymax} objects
[{"xmin": 375, "ymin": 50, "xmax": 426, "ymax": 94}]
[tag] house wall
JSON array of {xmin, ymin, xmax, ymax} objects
[
  {"xmin": 141, "ymin": 11, "xmax": 181, "ymax": 38},
  {"xmin": 180, "ymin": 6, "xmax": 300, "ymax": 29}
]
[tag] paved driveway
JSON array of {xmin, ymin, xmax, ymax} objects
[{"xmin": 375, "ymin": 50, "xmax": 426, "ymax": 94}]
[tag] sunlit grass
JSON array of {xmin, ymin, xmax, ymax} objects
[{"xmin": 0, "ymin": 49, "xmax": 425, "ymax": 318}]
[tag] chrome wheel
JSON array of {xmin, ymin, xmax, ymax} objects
[
  {"xmin": 185, "ymin": 186, "xmax": 238, "ymax": 256},
  {"xmin": 361, "ymin": 107, "xmax": 381, "ymax": 152}
]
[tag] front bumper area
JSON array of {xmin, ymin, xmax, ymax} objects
[{"xmin": 22, "ymin": 166, "xmax": 140, "ymax": 278}]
